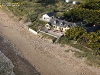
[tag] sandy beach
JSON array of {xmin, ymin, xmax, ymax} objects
[{"xmin": 0, "ymin": 9, "xmax": 100, "ymax": 75}]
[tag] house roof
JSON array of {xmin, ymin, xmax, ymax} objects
[
  {"xmin": 49, "ymin": 18, "xmax": 77, "ymax": 28},
  {"xmin": 46, "ymin": 12, "xmax": 54, "ymax": 17},
  {"xmin": 82, "ymin": 25, "xmax": 100, "ymax": 32}
]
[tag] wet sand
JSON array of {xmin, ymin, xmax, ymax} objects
[{"xmin": 0, "ymin": 9, "xmax": 100, "ymax": 75}]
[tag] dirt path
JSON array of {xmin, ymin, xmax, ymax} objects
[{"xmin": 0, "ymin": 9, "xmax": 100, "ymax": 75}]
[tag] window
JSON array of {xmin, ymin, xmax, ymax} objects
[{"xmin": 54, "ymin": 25, "xmax": 56, "ymax": 28}]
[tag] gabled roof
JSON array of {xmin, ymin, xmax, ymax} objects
[
  {"xmin": 46, "ymin": 12, "xmax": 54, "ymax": 17},
  {"xmin": 49, "ymin": 18, "xmax": 76, "ymax": 28},
  {"xmin": 82, "ymin": 25, "xmax": 100, "ymax": 32}
]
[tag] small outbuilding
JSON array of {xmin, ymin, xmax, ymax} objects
[{"xmin": 65, "ymin": 0, "xmax": 71, "ymax": 3}]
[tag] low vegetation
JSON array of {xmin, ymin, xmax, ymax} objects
[
  {"xmin": 39, "ymin": 32, "xmax": 56, "ymax": 43},
  {"xmin": 28, "ymin": 20, "xmax": 47, "ymax": 31},
  {"xmin": 64, "ymin": 0, "xmax": 100, "ymax": 25}
]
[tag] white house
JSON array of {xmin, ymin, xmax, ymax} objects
[
  {"xmin": 45, "ymin": 19, "xmax": 77, "ymax": 32},
  {"xmin": 65, "ymin": 0, "xmax": 71, "ymax": 3},
  {"xmin": 40, "ymin": 12, "xmax": 55, "ymax": 22}
]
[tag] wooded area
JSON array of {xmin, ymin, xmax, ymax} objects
[{"xmin": 64, "ymin": 0, "xmax": 100, "ymax": 25}]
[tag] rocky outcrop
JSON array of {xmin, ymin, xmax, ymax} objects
[{"xmin": 0, "ymin": 51, "xmax": 15, "ymax": 75}]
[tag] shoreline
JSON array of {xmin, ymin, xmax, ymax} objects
[{"xmin": 0, "ymin": 9, "xmax": 100, "ymax": 75}]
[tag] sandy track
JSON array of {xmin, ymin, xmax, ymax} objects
[{"xmin": 0, "ymin": 9, "xmax": 100, "ymax": 75}]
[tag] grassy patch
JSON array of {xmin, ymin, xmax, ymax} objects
[
  {"xmin": 85, "ymin": 54, "xmax": 100, "ymax": 67},
  {"xmin": 71, "ymin": 43, "xmax": 89, "ymax": 52},
  {"xmin": 71, "ymin": 44, "xmax": 100, "ymax": 68},
  {"xmin": 39, "ymin": 32, "xmax": 56, "ymax": 41},
  {"xmin": 57, "ymin": 36, "xmax": 70, "ymax": 44},
  {"xmin": 29, "ymin": 19, "xmax": 47, "ymax": 31},
  {"xmin": 74, "ymin": 51, "xmax": 87, "ymax": 58}
]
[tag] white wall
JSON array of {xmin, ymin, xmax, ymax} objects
[
  {"xmin": 29, "ymin": 28, "xmax": 38, "ymax": 35},
  {"xmin": 42, "ymin": 14, "xmax": 50, "ymax": 22}
]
